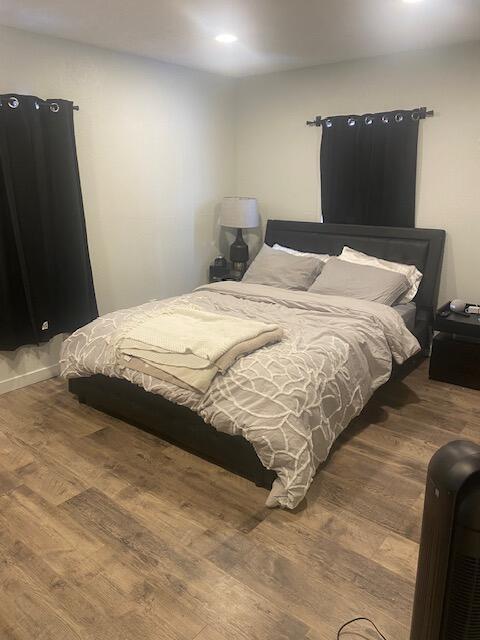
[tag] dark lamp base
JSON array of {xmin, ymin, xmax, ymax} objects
[{"xmin": 230, "ymin": 228, "xmax": 249, "ymax": 264}]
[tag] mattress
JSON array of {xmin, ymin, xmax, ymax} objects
[
  {"xmin": 393, "ymin": 302, "xmax": 416, "ymax": 332},
  {"xmin": 61, "ymin": 282, "xmax": 420, "ymax": 509}
]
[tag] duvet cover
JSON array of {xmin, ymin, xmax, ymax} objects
[{"xmin": 61, "ymin": 281, "xmax": 419, "ymax": 509}]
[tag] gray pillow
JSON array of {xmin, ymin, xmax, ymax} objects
[
  {"xmin": 243, "ymin": 244, "xmax": 323, "ymax": 290},
  {"xmin": 308, "ymin": 257, "xmax": 409, "ymax": 305}
]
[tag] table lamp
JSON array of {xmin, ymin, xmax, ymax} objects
[{"xmin": 220, "ymin": 197, "xmax": 260, "ymax": 278}]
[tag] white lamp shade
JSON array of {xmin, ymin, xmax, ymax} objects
[{"xmin": 220, "ymin": 197, "xmax": 260, "ymax": 229}]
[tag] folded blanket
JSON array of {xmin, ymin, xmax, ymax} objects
[
  {"xmin": 118, "ymin": 355, "xmax": 217, "ymax": 393},
  {"xmin": 121, "ymin": 307, "xmax": 279, "ymax": 361},
  {"xmin": 119, "ymin": 328, "xmax": 283, "ymax": 393},
  {"xmin": 116, "ymin": 307, "xmax": 283, "ymax": 393}
]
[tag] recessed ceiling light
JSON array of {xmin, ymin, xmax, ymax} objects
[{"xmin": 215, "ymin": 33, "xmax": 238, "ymax": 44}]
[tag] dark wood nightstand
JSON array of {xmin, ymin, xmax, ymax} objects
[
  {"xmin": 208, "ymin": 271, "xmax": 241, "ymax": 283},
  {"xmin": 429, "ymin": 302, "xmax": 480, "ymax": 390}
]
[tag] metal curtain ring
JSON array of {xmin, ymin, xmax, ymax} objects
[
  {"xmin": 382, "ymin": 114, "xmax": 389, "ymax": 124},
  {"xmin": 49, "ymin": 102, "xmax": 60, "ymax": 113},
  {"xmin": 411, "ymin": 111, "xmax": 420, "ymax": 121},
  {"xmin": 347, "ymin": 117, "xmax": 356, "ymax": 127},
  {"xmin": 34, "ymin": 101, "xmax": 40, "ymax": 110},
  {"xmin": 395, "ymin": 113, "xmax": 404, "ymax": 123},
  {"xmin": 325, "ymin": 118, "xmax": 333, "ymax": 128},
  {"xmin": 365, "ymin": 115, "xmax": 373, "ymax": 125},
  {"xmin": 8, "ymin": 96, "xmax": 19, "ymax": 109}
]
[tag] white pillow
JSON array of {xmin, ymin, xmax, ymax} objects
[
  {"xmin": 272, "ymin": 243, "xmax": 331, "ymax": 263},
  {"xmin": 338, "ymin": 246, "xmax": 422, "ymax": 303}
]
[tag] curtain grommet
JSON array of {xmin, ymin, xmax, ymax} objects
[
  {"xmin": 8, "ymin": 97, "xmax": 19, "ymax": 109},
  {"xmin": 34, "ymin": 101, "xmax": 40, "ymax": 110},
  {"xmin": 411, "ymin": 111, "xmax": 420, "ymax": 121},
  {"xmin": 49, "ymin": 102, "xmax": 60, "ymax": 113},
  {"xmin": 325, "ymin": 119, "xmax": 333, "ymax": 128},
  {"xmin": 347, "ymin": 117, "xmax": 356, "ymax": 127},
  {"xmin": 395, "ymin": 113, "xmax": 404, "ymax": 123},
  {"xmin": 365, "ymin": 115, "xmax": 373, "ymax": 125},
  {"xmin": 382, "ymin": 115, "xmax": 389, "ymax": 124}
]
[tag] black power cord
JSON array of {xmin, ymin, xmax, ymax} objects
[{"xmin": 337, "ymin": 617, "xmax": 389, "ymax": 640}]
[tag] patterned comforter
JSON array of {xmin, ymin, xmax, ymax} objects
[{"xmin": 61, "ymin": 282, "xmax": 420, "ymax": 509}]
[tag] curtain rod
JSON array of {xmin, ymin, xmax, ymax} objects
[
  {"xmin": 73, "ymin": 106, "xmax": 79, "ymax": 111},
  {"xmin": 306, "ymin": 107, "xmax": 434, "ymax": 127}
]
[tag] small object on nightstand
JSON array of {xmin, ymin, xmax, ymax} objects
[
  {"xmin": 449, "ymin": 298, "xmax": 469, "ymax": 315},
  {"xmin": 429, "ymin": 301, "xmax": 480, "ymax": 390},
  {"xmin": 209, "ymin": 255, "xmax": 228, "ymax": 282},
  {"xmin": 208, "ymin": 256, "xmax": 239, "ymax": 283}
]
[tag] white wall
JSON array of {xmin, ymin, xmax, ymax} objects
[
  {"xmin": 0, "ymin": 25, "xmax": 234, "ymax": 392},
  {"xmin": 235, "ymin": 42, "xmax": 480, "ymax": 304}
]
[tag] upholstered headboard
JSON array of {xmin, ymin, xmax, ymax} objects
[{"xmin": 265, "ymin": 220, "xmax": 446, "ymax": 351}]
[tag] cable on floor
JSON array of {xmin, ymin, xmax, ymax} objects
[{"xmin": 337, "ymin": 617, "xmax": 389, "ymax": 640}]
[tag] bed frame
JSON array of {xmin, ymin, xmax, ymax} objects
[{"xmin": 69, "ymin": 220, "xmax": 445, "ymax": 489}]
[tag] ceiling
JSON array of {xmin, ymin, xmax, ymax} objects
[{"xmin": 1, "ymin": 0, "xmax": 479, "ymax": 77}]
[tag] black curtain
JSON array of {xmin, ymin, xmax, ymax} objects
[
  {"xmin": 0, "ymin": 94, "xmax": 97, "ymax": 351},
  {"xmin": 320, "ymin": 108, "xmax": 421, "ymax": 227}
]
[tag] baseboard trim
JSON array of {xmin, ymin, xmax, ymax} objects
[{"xmin": 0, "ymin": 363, "xmax": 60, "ymax": 395}]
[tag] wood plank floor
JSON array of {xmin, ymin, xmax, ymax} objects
[{"xmin": 0, "ymin": 360, "xmax": 479, "ymax": 640}]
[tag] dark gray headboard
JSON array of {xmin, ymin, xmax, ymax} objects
[{"xmin": 265, "ymin": 220, "xmax": 445, "ymax": 350}]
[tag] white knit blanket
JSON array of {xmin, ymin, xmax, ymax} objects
[{"xmin": 117, "ymin": 306, "xmax": 280, "ymax": 364}]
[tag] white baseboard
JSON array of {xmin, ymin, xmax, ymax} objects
[{"xmin": 0, "ymin": 363, "xmax": 60, "ymax": 395}]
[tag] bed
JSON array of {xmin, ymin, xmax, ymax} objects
[{"xmin": 64, "ymin": 220, "xmax": 445, "ymax": 508}]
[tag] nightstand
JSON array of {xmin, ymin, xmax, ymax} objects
[
  {"xmin": 208, "ymin": 271, "xmax": 241, "ymax": 284},
  {"xmin": 429, "ymin": 302, "xmax": 480, "ymax": 390}
]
